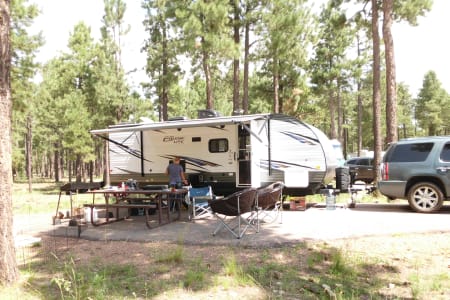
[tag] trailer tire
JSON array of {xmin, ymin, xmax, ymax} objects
[{"xmin": 336, "ymin": 167, "xmax": 350, "ymax": 193}]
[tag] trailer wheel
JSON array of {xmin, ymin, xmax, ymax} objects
[{"xmin": 335, "ymin": 167, "xmax": 350, "ymax": 193}]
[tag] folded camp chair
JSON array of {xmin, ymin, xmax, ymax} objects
[
  {"xmin": 256, "ymin": 181, "xmax": 284, "ymax": 224},
  {"xmin": 188, "ymin": 186, "xmax": 214, "ymax": 221},
  {"xmin": 209, "ymin": 188, "xmax": 258, "ymax": 239}
]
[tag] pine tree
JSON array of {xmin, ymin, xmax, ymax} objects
[
  {"xmin": 142, "ymin": 0, "xmax": 181, "ymax": 121},
  {"xmin": 416, "ymin": 71, "xmax": 449, "ymax": 136},
  {"xmin": 310, "ymin": 0, "xmax": 354, "ymax": 140},
  {"xmin": 176, "ymin": 0, "xmax": 236, "ymax": 110},
  {"xmin": 257, "ymin": 0, "xmax": 315, "ymax": 114},
  {"xmin": 10, "ymin": 0, "xmax": 42, "ymax": 190},
  {"xmin": 382, "ymin": 0, "xmax": 432, "ymax": 144},
  {"xmin": 0, "ymin": 0, "xmax": 19, "ymax": 285}
]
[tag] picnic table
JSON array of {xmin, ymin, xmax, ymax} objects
[
  {"xmin": 83, "ymin": 188, "xmax": 188, "ymax": 229},
  {"xmin": 55, "ymin": 182, "xmax": 102, "ymax": 221}
]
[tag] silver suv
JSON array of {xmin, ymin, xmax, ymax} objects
[{"xmin": 378, "ymin": 136, "xmax": 450, "ymax": 213}]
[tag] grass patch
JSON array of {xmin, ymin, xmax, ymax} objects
[
  {"xmin": 7, "ymin": 234, "xmax": 450, "ymax": 299},
  {"xmin": 50, "ymin": 258, "xmax": 142, "ymax": 299},
  {"xmin": 155, "ymin": 245, "xmax": 185, "ymax": 264}
]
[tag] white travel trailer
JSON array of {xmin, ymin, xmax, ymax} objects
[{"xmin": 91, "ymin": 113, "xmax": 338, "ymax": 196}]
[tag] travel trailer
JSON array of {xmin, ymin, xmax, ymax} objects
[{"xmin": 91, "ymin": 113, "xmax": 339, "ymax": 196}]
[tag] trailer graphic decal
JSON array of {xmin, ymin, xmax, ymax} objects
[
  {"xmin": 103, "ymin": 134, "xmax": 153, "ymax": 163},
  {"xmin": 112, "ymin": 167, "xmax": 141, "ymax": 175},
  {"xmin": 161, "ymin": 155, "xmax": 222, "ymax": 171},
  {"xmin": 259, "ymin": 160, "xmax": 317, "ymax": 171},
  {"xmin": 280, "ymin": 131, "xmax": 318, "ymax": 145}
]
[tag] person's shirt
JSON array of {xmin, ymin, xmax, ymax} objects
[{"xmin": 167, "ymin": 163, "xmax": 183, "ymax": 184}]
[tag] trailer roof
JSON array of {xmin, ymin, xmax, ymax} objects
[{"xmin": 91, "ymin": 113, "xmax": 281, "ymax": 135}]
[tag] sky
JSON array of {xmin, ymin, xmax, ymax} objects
[{"xmin": 29, "ymin": 0, "xmax": 450, "ymax": 97}]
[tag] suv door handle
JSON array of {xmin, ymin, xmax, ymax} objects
[{"xmin": 436, "ymin": 167, "xmax": 450, "ymax": 173}]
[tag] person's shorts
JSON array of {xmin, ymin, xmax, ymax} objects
[{"xmin": 169, "ymin": 182, "xmax": 183, "ymax": 189}]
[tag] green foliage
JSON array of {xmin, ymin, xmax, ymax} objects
[
  {"xmin": 396, "ymin": 82, "xmax": 416, "ymax": 138},
  {"xmin": 416, "ymin": 71, "xmax": 450, "ymax": 136},
  {"xmin": 98, "ymin": 0, "xmax": 133, "ymax": 124},
  {"xmin": 256, "ymin": 0, "xmax": 316, "ymax": 113},
  {"xmin": 10, "ymin": 0, "xmax": 43, "ymax": 179},
  {"xmin": 142, "ymin": 0, "xmax": 183, "ymax": 121},
  {"xmin": 175, "ymin": 0, "xmax": 237, "ymax": 110},
  {"xmin": 392, "ymin": 0, "xmax": 433, "ymax": 25},
  {"xmin": 10, "ymin": 0, "xmax": 447, "ymax": 182},
  {"xmin": 310, "ymin": 0, "xmax": 356, "ymax": 138},
  {"xmin": 35, "ymin": 23, "xmax": 97, "ymax": 166},
  {"xmin": 13, "ymin": 1, "xmax": 148, "ymax": 182}
]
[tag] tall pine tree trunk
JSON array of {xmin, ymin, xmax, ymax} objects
[
  {"xmin": 76, "ymin": 154, "xmax": 82, "ymax": 182},
  {"xmin": 273, "ymin": 58, "xmax": 280, "ymax": 113},
  {"xmin": 232, "ymin": 2, "xmax": 240, "ymax": 113},
  {"xmin": 89, "ymin": 161, "xmax": 94, "ymax": 183},
  {"xmin": 68, "ymin": 161, "xmax": 72, "ymax": 183},
  {"xmin": 356, "ymin": 34, "xmax": 363, "ymax": 157},
  {"xmin": 329, "ymin": 89, "xmax": 337, "ymax": 139},
  {"xmin": 26, "ymin": 114, "xmax": 32, "ymax": 192},
  {"xmin": 243, "ymin": 22, "xmax": 250, "ymax": 114},
  {"xmin": 372, "ymin": 0, "xmax": 383, "ymax": 185},
  {"xmin": 103, "ymin": 140, "xmax": 110, "ymax": 186},
  {"xmin": 202, "ymin": 43, "xmax": 214, "ymax": 109},
  {"xmin": 337, "ymin": 80, "xmax": 343, "ymax": 143},
  {"xmin": 45, "ymin": 152, "xmax": 54, "ymax": 178},
  {"xmin": 54, "ymin": 144, "xmax": 60, "ymax": 183},
  {"xmin": 383, "ymin": 0, "xmax": 398, "ymax": 144},
  {"xmin": 0, "ymin": 0, "xmax": 19, "ymax": 284},
  {"xmin": 161, "ymin": 20, "xmax": 169, "ymax": 121}
]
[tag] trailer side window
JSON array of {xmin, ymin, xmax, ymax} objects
[{"xmin": 209, "ymin": 139, "xmax": 228, "ymax": 153}]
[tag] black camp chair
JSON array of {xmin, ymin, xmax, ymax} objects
[
  {"xmin": 209, "ymin": 188, "xmax": 258, "ymax": 239},
  {"xmin": 256, "ymin": 181, "xmax": 284, "ymax": 224}
]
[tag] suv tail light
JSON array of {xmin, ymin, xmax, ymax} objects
[{"xmin": 381, "ymin": 162, "xmax": 389, "ymax": 180}]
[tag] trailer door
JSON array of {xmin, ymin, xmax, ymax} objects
[{"xmin": 237, "ymin": 124, "xmax": 251, "ymax": 185}]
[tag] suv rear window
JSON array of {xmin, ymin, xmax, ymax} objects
[
  {"xmin": 441, "ymin": 143, "xmax": 450, "ymax": 162},
  {"xmin": 358, "ymin": 158, "xmax": 372, "ymax": 166},
  {"xmin": 386, "ymin": 142, "xmax": 434, "ymax": 162}
]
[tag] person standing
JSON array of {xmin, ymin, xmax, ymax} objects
[{"xmin": 166, "ymin": 156, "xmax": 188, "ymax": 189}]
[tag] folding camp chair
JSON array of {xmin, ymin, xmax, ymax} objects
[
  {"xmin": 256, "ymin": 181, "xmax": 284, "ymax": 224},
  {"xmin": 209, "ymin": 188, "xmax": 259, "ymax": 239},
  {"xmin": 188, "ymin": 186, "xmax": 214, "ymax": 221}
]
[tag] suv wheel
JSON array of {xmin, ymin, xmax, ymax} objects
[{"xmin": 407, "ymin": 182, "xmax": 444, "ymax": 213}]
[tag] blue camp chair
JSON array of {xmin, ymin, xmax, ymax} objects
[{"xmin": 188, "ymin": 186, "xmax": 214, "ymax": 221}]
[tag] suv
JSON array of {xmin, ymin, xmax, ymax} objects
[
  {"xmin": 344, "ymin": 157, "xmax": 374, "ymax": 184},
  {"xmin": 378, "ymin": 136, "xmax": 450, "ymax": 213}
]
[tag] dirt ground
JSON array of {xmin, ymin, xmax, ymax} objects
[
  {"xmin": 21, "ymin": 231, "xmax": 449, "ymax": 299},
  {"xmin": 13, "ymin": 208, "xmax": 450, "ymax": 299}
]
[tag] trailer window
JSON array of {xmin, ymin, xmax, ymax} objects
[{"xmin": 209, "ymin": 139, "xmax": 228, "ymax": 153}]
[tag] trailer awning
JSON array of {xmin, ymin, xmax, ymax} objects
[{"xmin": 90, "ymin": 114, "xmax": 273, "ymax": 135}]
